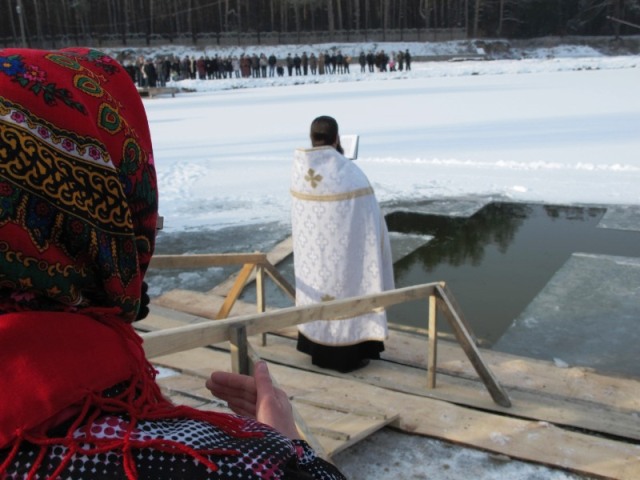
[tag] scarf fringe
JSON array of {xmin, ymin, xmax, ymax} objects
[{"xmin": 1, "ymin": 314, "xmax": 262, "ymax": 479}]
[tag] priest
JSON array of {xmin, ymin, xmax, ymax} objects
[{"xmin": 290, "ymin": 116, "xmax": 395, "ymax": 373}]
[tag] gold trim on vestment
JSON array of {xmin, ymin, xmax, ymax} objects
[
  {"xmin": 295, "ymin": 146, "xmax": 335, "ymax": 153},
  {"xmin": 290, "ymin": 186, "xmax": 374, "ymax": 202},
  {"xmin": 297, "ymin": 330, "xmax": 389, "ymax": 347}
]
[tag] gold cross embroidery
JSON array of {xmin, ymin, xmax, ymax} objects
[{"xmin": 305, "ymin": 168, "xmax": 323, "ymax": 188}]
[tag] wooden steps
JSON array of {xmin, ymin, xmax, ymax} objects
[
  {"xmin": 141, "ymin": 299, "xmax": 640, "ymax": 479},
  {"xmin": 143, "ymin": 214, "xmax": 640, "ymax": 478},
  {"xmin": 258, "ymin": 333, "xmax": 640, "ymax": 442},
  {"xmin": 151, "ymin": 341, "xmax": 398, "ymax": 459}
]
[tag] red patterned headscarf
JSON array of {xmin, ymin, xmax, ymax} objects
[
  {"xmin": 0, "ymin": 50, "xmax": 259, "ymax": 478},
  {"xmin": 0, "ymin": 47, "xmax": 158, "ymax": 322}
]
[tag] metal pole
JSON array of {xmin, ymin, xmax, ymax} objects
[{"xmin": 16, "ymin": 0, "xmax": 27, "ymax": 47}]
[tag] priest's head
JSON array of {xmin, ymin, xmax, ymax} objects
[{"xmin": 310, "ymin": 115, "xmax": 344, "ymax": 154}]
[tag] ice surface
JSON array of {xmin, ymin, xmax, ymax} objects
[
  {"xmin": 384, "ymin": 197, "xmax": 490, "ymax": 218},
  {"xmin": 388, "ymin": 231, "xmax": 433, "ymax": 263},
  {"xmin": 494, "ymin": 253, "xmax": 640, "ymax": 378},
  {"xmin": 332, "ymin": 428, "xmax": 588, "ymax": 480},
  {"xmin": 598, "ymin": 205, "xmax": 640, "ymax": 232}
]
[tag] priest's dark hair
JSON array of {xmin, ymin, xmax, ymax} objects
[{"xmin": 310, "ymin": 115, "xmax": 344, "ymax": 154}]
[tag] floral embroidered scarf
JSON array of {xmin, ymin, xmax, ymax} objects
[
  {"xmin": 0, "ymin": 49, "xmax": 258, "ymax": 479},
  {"xmin": 0, "ymin": 47, "xmax": 156, "ymax": 321}
]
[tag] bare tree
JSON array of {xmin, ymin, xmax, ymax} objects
[
  {"xmin": 336, "ymin": 0, "xmax": 343, "ymax": 30},
  {"xmin": 236, "ymin": 0, "xmax": 242, "ymax": 31},
  {"xmin": 292, "ymin": 0, "xmax": 301, "ymax": 39},
  {"xmin": 364, "ymin": 0, "xmax": 371, "ymax": 30},
  {"xmin": 1, "ymin": 0, "xmax": 639, "ymax": 48},
  {"xmin": 381, "ymin": 0, "xmax": 390, "ymax": 34},
  {"xmin": 5, "ymin": 0, "xmax": 18, "ymax": 44},
  {"xmin": 173, "ymin": 0, "xmax": 181, "ymax": 33},
  {"xmin": 497, "ymin": 0, "xmax": 504, "ymax": 35},
  {"xmin": 473, "ymin": 0, "xmax": 481, "ymax": 37},
  {"xmin": 270, "ymin": 0, "xmax": 276, "ymax": 30},
  {"xmin": 327, "ymin": 0, "xmax": 335, "ymax": 32},
  {"xmin": 420, "ymin": 0, "xmax": 431, "ymax": 29},
  {"xmin": 30, "ymin": 0, "xmax": 43, "ymax": 47},
  {"xmin": 352, "ymin": 0, "xmax": 361, "ymax": 30}
]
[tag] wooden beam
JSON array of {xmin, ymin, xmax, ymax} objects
[
  {"xmin": 143, "ymin": 282, "xmax": 510, "ymax": 407},
  {"xmin": 437, "ymin": 283, "xmax": 479, "ymax": 345},
  {"xmin": 216, "ymin": 263, "xmax": 255, "ymax": 319},
  {"xmin": 256, "ymin": 265, "xmax": 268, "ymax": 346},
  {"xmin": 295, "ymin": 397, "xmax": 391, "ymax": 420},
  {"xmin": 256, "ymin": 265, "xmax": 266, "ymax": 315},
  {"xmin": 150, "ymin": 253, "xmax": 267, "ymax": 269},
  {"xmin": 143, "ymin": 283, "xmax": 440, "ymax": 358},
  {"xmin": 427, "ymin": 293, "xmax": 437, "ymax": 388},
  {"xmin": 229, "ymin": 325, "xmax": 250, "ymax": 375},
  {"xmin": 262, "ymin": 262, "xmax": 296, "ymax": 300},
  {"xmin": 436, "ymin": 285, "xmax": 512, "ymax": 408},
  {"xmin": 209, "ymin": 236, "xmax": 293, "ymax": 297}
]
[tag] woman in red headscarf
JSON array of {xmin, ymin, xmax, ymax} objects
[{"xmin": 0, "ymin": 48, "xmax": 344, "ymax": 480}]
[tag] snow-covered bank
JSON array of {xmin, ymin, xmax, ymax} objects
[{"xmin": 142, "ymin": 49, "xmax": 640, "ymax": 232}]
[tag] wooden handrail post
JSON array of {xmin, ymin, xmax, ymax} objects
[
  {"xmin": 230, "ymin": 325, "xmax": 250, "ymax": 375},
  {"xmin": 216, "ymin": 263, "xmax": 255, "ymax": 319},
  {"xmin": 435, "ymin": 285, "xmax": 512, "ymax": 408},
  {"xmin": 427, "ymin": 292, "xmax": 438, "ymax": 389},
  {"xmin": 256, "ymin": 264, "xmax": 266, "ymax": 314},
  {"xmin": 263, "ymin": 262, "xmax": 296, "ymax": 301},
  {"xmin": 256, "ymin": 264, "xmax": 268, "ymax": 346}
]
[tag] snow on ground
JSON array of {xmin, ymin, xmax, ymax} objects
[{"xmin": 134, "ymin": 40, "xmax": 638, "ymax": 479}]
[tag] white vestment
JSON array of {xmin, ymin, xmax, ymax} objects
[{"xmin": 290, "ymin": 146, "xmax": 395, "ymax": 346}]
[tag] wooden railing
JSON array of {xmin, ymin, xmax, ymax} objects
[
  {"xmin": 150, "ymin": 252, "xmax": 295, "ymax": 318},
  {"xmin": 145, "ymin": 253, "xmax": 511, "ymax": 408},
  {"xmin": 146, "ymin": 253, "xmax": 511, "ymax": 458}
]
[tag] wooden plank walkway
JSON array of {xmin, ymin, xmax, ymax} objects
[
  {"xmin": 145, "ymin": 232, "xmax": 640, "ymax": 479},
  {"xmin": 141, "ymin": 299, "xmax": 640, "ymax": 479},
  {"xmin": 140, "ymin": 307, "xmax": 397, "ymax": 458}
]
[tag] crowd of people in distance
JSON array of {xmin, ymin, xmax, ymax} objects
[{"xmin": 124, "ymin": 48, "xmax": 412, "ymax": 88}]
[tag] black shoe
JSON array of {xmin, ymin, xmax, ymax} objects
[{"xmin": 338, "ymin": 358, "xmax": 370, "ymax": 374}]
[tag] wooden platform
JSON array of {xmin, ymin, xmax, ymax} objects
[
  {"xmin": 139, "ymin": 305, "xmax": 398, "ymax": 458},
  {"xmin": 141, "ymin": 295, "xmax": 640, "ymax": 480}
]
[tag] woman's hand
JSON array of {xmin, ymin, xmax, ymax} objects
[{"xmin": 206, "ymin": 361, "xmax": 300, "ymax": 440}]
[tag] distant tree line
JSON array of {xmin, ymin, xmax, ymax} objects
[{"xmin": 2, "ymin": 0, "xmax": 639, "ymax": 49}]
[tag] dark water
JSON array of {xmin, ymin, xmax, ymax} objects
[{"xmin": 386, "ymin": 202, "xmax": 640, "ymax": 346}]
